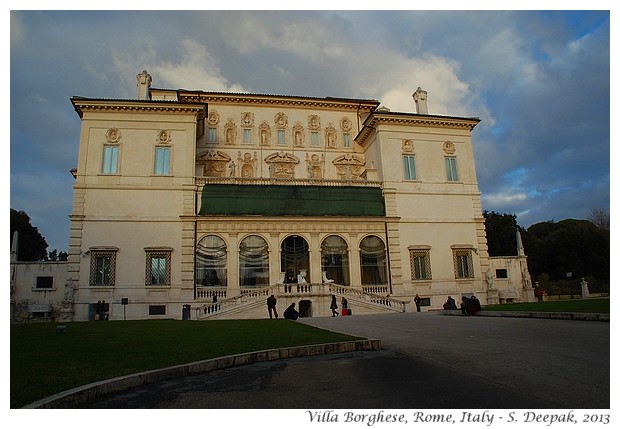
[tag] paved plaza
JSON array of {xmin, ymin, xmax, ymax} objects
[{"xmin": 80, "ymin": 312, "xmax": 609, "ymax": 409}]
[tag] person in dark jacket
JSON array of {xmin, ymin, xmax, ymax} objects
[
  {"xmin": 330, "ymin": 295, "xmax": 339, "ymax": 317},
  {"xmin": 267, "ymin": 294, "xmax": 278, "ymax": 319},
  {"xmin": 461, "ymin": 296, "xmax": 472, "ymax": 315},
  {"xmin": 283, "ymin": 302, "xmax": 299, "ymax": 320}
]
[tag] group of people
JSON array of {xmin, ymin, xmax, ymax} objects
[
  {"xmin": 460, "ymin": 295, "xmax": 481, "ymax": 316},
  {"xmin": 267, "ymin": 294, "xmax": 300, "ymax": 320},
  {"xmin": 266, "ymin": 294, "xmax": 349, "ymax": 320}
]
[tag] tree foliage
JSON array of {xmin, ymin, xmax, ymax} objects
[
  {"xmin": 10, "ymin": 209, "xmax": 48, "ymax": 261},
  {"xmin": 522, "ymin": 219, "xmax": 609, "ymax": 282},
  {"xmin": 483, "ymin": 211, "xmax": 523, "ymax": 256},
  {"xmin": 484, "ymin": 211, "xmax": 609, "ymax": 284}
]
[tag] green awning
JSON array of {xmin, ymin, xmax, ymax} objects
[{"xmin": 199, "ymin": 184, "xmax": 385, "ymax": 216}]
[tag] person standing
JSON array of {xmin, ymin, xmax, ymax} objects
[
  {"xmin": 330, "ymin": 295, "xmax": 339, "ymax": 317},
  {"xmin": 267, "ymin": 294, "xmax": 278, "ymax": 319},
  {"xmin": 414, "ymin": 294, "xmax": 421, "ymax": 312}
]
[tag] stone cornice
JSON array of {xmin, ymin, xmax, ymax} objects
[
  {"xmin": 356, "ymin": 112, "xmax": 481, "ymax": 146},
  {"xmin": 174, "ymin": 90, "xmax": 380, "ymax": 112},
  {"xmin": 70, "ymin": 98, "xmax": 207, "ymax": 119}
]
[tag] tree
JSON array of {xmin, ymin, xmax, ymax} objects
[
  {"xmin": 588, "ymin": 207, "xmax": 610, "ymax": 230},
  {"xmin": 10, "ymin": 209, "xmax": 48, "ymax": 261},
  {"xmin": 523, "ymin": 219, "xmax": 609, "ymax": 282},
  {"xmin": 483, "ymin": 211, "xmax": 523, "ymax": 256}
]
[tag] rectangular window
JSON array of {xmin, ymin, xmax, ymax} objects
[
  {"xmin": 410, "ymin": 249, "xmax": 431, "ymax": 280},
  {"xmin": 445, "ymin": 156, "xmax": 458, "ymax": 182},
  {"xmin": 207, "ymin": 128, "xmax": 217, "ymax": 143},
  {"xmin": 403, "ymin": 155, "xmax": 417, "ymax": 180},
  {"xmin": 154, "ymin": 147, "xmax": 170, "ymax": 175},
  {"xmin": 310, "ymin": 132, "xmax": 320, "ymax": 146},
  {"xmin": 453, "ymin": 249, "xmax": 474, "ymax": 279},
  {"xmin": 342, "ymin": 133, "xmax": 351, "ymax": 148},
  {"xmin": 102, "ymin": 145, "xmax": 119, "ymax": 174},
  {"xmin": 149, "ymin": 305, "xmax": 166, "ymax": 315},
  {"xmin": 496, "ymin": 268, "xmax": 508, "ymax": 279},
  {"xmin": 146, "ymin": 249, "xmax": 172, "ymax": 286},
  {"xmin": 243, "ymin": 129, "xmax": 252, "ymax": 144},
  {"xmin": 36, "ymin": 276, "xmax": 54, "ymax": 289},
  {"xmin": 277, "ymin": 130, "xmax": 286, "ymax": 145},
  {"xmin": 90, "ymin": 250, "xmax": 117, "ymax": 286}
]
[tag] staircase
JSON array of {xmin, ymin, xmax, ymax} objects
[{"xmin": 192, "ymin": 283, "xmax": 406, "ymax": 320}]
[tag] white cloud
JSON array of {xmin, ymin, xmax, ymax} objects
[{"xmin": 483, "ymin": 192, "xmax": 529, "ymax": 206}]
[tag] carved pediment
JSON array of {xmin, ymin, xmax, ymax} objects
[
  {"xmin": 196, "ymin": 150, "xmax": 231, "ymax": 178},
  {"xmin": 264, "ymin": 151, "xmax": 300, "ymax": 179},
  {"xmin": 332, "ymin": 154, "xmax": 366, "ymax": 180}
]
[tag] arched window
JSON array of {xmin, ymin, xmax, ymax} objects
[
  {"xmin": 281, "ymin": 235, "xmax": 310, "ymax": 283},
  {"xmin": 196, "ymin": 235, "xmax": 227, "ymax": 287},
  {"xmin": 360, "ymin": 235, "xmax": 387, "ymax": 285},
  {"xmin": 321, "ymin": 235, "xmax": 350, "ymax": 285},
  {"xmin": 239, "ymin": 235, "xmax": 270, "ymax": 288}
]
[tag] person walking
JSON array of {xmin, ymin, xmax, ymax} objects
[
  {"xmin": 330, "ymin": 294, "xmax": 339, "ymax": 317},
  {"xmin": 267, "ymin": 294, "xmax": 278, "ymax": 319},
  {"xmin": 414, "ymin": 294, "xmax": 421, "ymax": 312}
]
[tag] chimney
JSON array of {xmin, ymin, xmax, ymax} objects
[
  {"xmin": 136, "ymin": 70, "xmax": 152, "ymax": 100},
  {"xmin": 412, "ymin": 87, "xmax": 428, "ymax": 114}
]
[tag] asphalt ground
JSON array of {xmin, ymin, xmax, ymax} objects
[{"xmin": 79, "ymin": 312, "xmax": 610, "ymax": 409}]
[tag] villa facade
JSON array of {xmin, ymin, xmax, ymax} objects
[{"xmin": 11, "ymin": 71, "xmax": 535, "ymax": 323}]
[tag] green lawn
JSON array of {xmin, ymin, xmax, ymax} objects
[
  {"xmin": 483, "ymin": 297, "xmax": 610, "ymax": 313},
  {"xmin": 10, "ymin": 319, "xmax": 361, "ymax": 409}
]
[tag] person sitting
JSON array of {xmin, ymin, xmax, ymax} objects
[
  {"xmin": 443, "ymin": 295, "xmax": 457, "ymax": 310},
  {"xmin": 461, "ymin": 296, "xmax": 472, "ymax": 316},
  {"xmin": 470, "ymin": 295, "xmax": 481, "ymax": 315},
  {"xmin": 283, "ymin": 303, "xmax": 299, "ymax": 320}
]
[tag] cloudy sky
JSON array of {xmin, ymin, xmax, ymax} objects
[{"xmin": 8, "ymin": 4, "xmax": 612, "ymax": 253}]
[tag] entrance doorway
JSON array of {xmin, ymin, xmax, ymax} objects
[
  {"xmin": 281, "ymin": 235, "xmax": 310, "ymax": 283},
  {"xmin": 298, "ymin": 300, "xmax": 312, "ymax": 317}
]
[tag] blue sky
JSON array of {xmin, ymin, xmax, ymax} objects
[{"xmin": 7, "ymin": 4, "xmax": 613, "ymax": 253}]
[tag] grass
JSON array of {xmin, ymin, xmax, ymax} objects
[
  {"xmin": 483, "ymin": 297, "xmax": 610, "ymax": 313},
  {"xmin": 10, "ymin": 319, "xmax": 361, "ymax": 409}
]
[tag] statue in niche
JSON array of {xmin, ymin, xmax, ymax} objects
[
  {"xmin": 238, "ymin": 151, "xmax": 258, "ymax": 178},
  {"xmin": 306, "ymin": 153, "xmax": 324, "ymax": 179},
  {"xmin": 259, "ymin": 121, "xmax": 271, "ymax": 146},
  {"xmin": 293, "ymin": 122, "xmax": 304, "ymax": 147},
  {"xmin": 229, "ymin": 161, "xmax": 236, "ymax": 177},
  {"xmin": 325, "ymin": 124, "xmax": 337, "ymax": 148},
  {"xmin": 225, "ymin": 119, "xmax": 236, "ymax": 144}
]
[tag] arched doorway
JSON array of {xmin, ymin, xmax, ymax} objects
[
  {"xmin": 321, "ymin": 235, "xmax": 350, "ymax": 285},
  {"xmin": 298, "ymin": 300, "xmax": 312, "ymax": 317},
  {"xmin": 281, "ymin": 235, "xmax": 310, "ymax": 283},
  {"xmin": 196, "ymin": 235, "xmax": 227, "ymax": 287},
  {"xmin": 360, "ymin": 235, "xmax": 388, "ymax": 286},
  {"xmin": 239, "ymin": 235, "xmax": 269, "ymax": 289}
]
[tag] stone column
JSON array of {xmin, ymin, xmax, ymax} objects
[{"xmin": 227, "ymin": 234, "xmax": 240, "ymax": 297}]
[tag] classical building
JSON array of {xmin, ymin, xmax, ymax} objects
[{"xmin": 11, "ymin": 71, "xmax": 536, "ymax": 323}]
